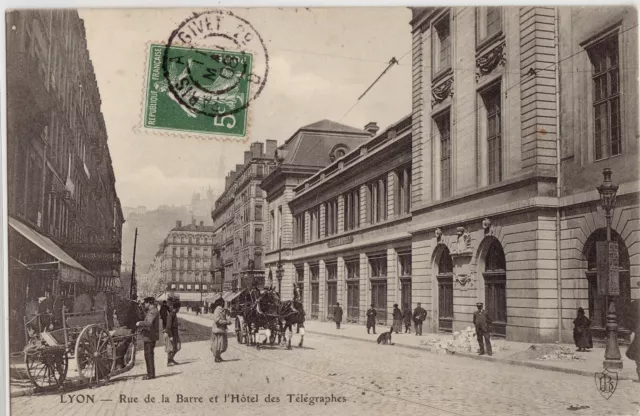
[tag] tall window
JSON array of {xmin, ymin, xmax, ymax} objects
[
  {"xmin": 346, "ymin": 260, "xmax": 360, "ymax": 323},
  {"xmin": 588, "ymin": 35, "xmax": 621, "ymax": 160},
  {"xmin": 309, "ymin": 206, "xmax": 320, "ymax": 241},
  {"xmin": 432, "ymin": 14, "xmax": 451, "ymax": 76},
  {"xmin": 254, "ymin": 204, "xmax": 263, "ymax": 221},
  {"xmin": 325, "ymin": 199, "xmax": 339, "ymax": 236},
  {"xmin": 433, "ymin": 110, "xmax": 451, "ymax": 198},
  {"xmin": 483, "ymin": 85, "xmax": 502, "ymax": 184},
  {"xmin": 395, "ymin": 167, "xmax": 412, "ymax": 215},
  {"xmin": 367, "ymin": 175, "xmax": 388, "ymax": 224},
  {"xmin": 477, "ymin": 7, "xmax": 502, "ymax": 45},
  {"xmin": 399, "ymin": 253, "xmax": 412, "ymax": 310},
  {"xmin": 344, "ymin": 188, "xmax": 360, "ymax": 231},
  {"xmin": 437, "ymin": 247, "xmax": 454, "ymax": 332},
  {"xmin": 270, "ymin": 210, "xmax": 275, "ymax": 249},
  {"xmin": 254, "ymin": 228, "xmax": 262, "ymax": 244},
  {"xmin": 294, "ymin": 213, "xmax": 305, "ymax": 244}
]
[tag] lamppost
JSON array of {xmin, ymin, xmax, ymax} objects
[
  {"xmin": 597, "ymin": 168, "xmax": 622, "ymax": 370},
  {"xmin": 276, "ymin": 236, "xmax": 283, "ymax": 296}
]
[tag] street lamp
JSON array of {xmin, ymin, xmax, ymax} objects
[
  {"xmin": 276, "ymin": 236, "xmax": 283, "ymax": 296},
  {"xmin": 597, "ymin": 168, "xmax": 622, "ymax": 370}
]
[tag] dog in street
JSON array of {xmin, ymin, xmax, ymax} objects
[{"xmin": 377, "ymin": 326, "xmax": 394, "ymax": 345}]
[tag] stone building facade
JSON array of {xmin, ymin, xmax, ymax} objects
[
  {"xmin": 211, "ymin": 141, "xmax": 278, "ymax": 290},
  {"xmin": 408, "ymin": 6, "xmax": 638, "ymax": 342},
  {"xmin": 261, "ymin": 120, "xmax": 378, "ymax": 301},
  {"xmin": 6, "ymin": 10, "xmax": 125, "ymax": 351},
  {"xmin": 159, "ymin": 219, "xmax": 216, "ymax": 304}
]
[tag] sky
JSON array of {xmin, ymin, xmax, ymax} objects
[{"xmin": 79, "ymin": 8, "xmax": 413, "ymax": 209}]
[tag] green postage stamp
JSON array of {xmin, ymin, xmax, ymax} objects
[{"xmin": 142, "ymin": 43, "xmax": 252, "ymax": 137}]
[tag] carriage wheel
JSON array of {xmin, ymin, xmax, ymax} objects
[
  {"xmin": 235, "ymin": 316, "xmax": 244, "ymax": 344},
  {"xmin": 25, "ymin": 347, "xmax": 68, "ymax": 390},
  {"xmin": 121, "ymin": 338, "xmax": 137, "ymax": 371},
  {"xmin": 75, "ymin": 324, "xmax": 115, "ymax": 384},
  {"xmin": 269, "ymin": 330, "xmax": 277, "ymax": 346}
]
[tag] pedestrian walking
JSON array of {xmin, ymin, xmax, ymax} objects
[
  {"xmin": 136, "ymin": 297, "xmax": 159, "ymax": 380},
  {"xmin": 211, "ymin": 298, "xmax": 231, "ymax": 363},
  {"xmin": 402, "ymin": 303, "xmax": 412, "ymax": 333},
  {"xmin": 625, "ymin": 299, "xmax": 640, "ymax": 382},
  {"xmin": 572, "ymin": 307, "xmax": 592, "ymax": 352},
  {"xmin": 473, "ymin": 302, "xmax": 492, "ymax": 356},
  {"xmin": 195, "ymin": 303, "xmax": 201, "ymax": 316},
  {"xmin": 165, "ymin": 300, "xmax": 181, "ymax": 366},
  {"xmin": 366, "ymin": 304, "xmax": 377, "ymax": 334},
  {"xmin": 412, "ymin": 302, "xmax": 427, "ymax": 336},
  {"xmin": 392, "ymin": 304, "xmax": 402, "ymax": 334},
  {"xmin": 334, "ymin": 302, "xmax": 343, "ymax": 329},
  {"xmin": 159, "ymin": 301, "xmax": 169, "ymax": 330}
]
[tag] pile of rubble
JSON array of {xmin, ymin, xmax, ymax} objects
[
  {"xmin": 419, "ymin": 326, "xmax": 509, "ymax": 354},
  {"xmin": 508, "ymin": 344, "xmax": 585, "ymax": 362}
]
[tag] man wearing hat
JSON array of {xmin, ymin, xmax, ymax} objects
[
  {"xmin": 473, "ymin": 302, "xmax": 492, "ymax": 356},
  {"xmin": 136, "ymin": 297, "xmax": 159, "ymax": 379},
  {"xmin": 413, "ymin": 302, "xmax": 427, "ymax": 336},
  {"xmin": 366, "ymin": 304, "xmax": 377, "ymax": 334}
]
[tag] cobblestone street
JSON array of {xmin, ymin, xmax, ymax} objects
[{"xmin": 10, "ymin": 317, "xmax": 640, "ymax": 416}]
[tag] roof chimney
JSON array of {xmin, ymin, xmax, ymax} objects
[
  {"xmin": 251, "ymin": 142, "xmax": 264, "ymax": 158},
  {"xmin": 200, "ymin": 221, "xmax": 204, "ymax": 226},
  {"xmin": 176, "ymin": 220, "xmax": 182, "ymax": 228},
  {"xmin": 192, "ymin": 217, "xmax": 196, "ymax": 226},
  {"xmin": 265, "ymin": 140, "xmax": 277, "ymax": 159},
  {"xmin": 236, "ymin": 164, "xmax": 244, "ymax": 174},
  {"xmin": 244, "ymin": 151, "xmax": 252, "ymax": 165},
  {"xmin": 364, "ymin": 122, "xmax": 379, "ymax": 136}
]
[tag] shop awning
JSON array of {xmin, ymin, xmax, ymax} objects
[
  {"xmin": 204, "ymin": 292, "xmax": 221, "ymax": 302},
  {"xmin": 169, "ymin": 292, "xmax": 206, "ymax": 302},
  {"xmin": 9, "ymin": 216, "xmax": 95, "ymax": 286},
  {"xmin": 225, "ymin": 290, "xmax": 244, "ymax": 302}
]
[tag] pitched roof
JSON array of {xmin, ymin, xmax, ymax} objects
[
  {"xmin": 299, "ymin": 119, "xmax": 371, "ymax": 135},
  {"xmin": 279, "ymin": 119, "xmax": 372, "ymax": 167}
]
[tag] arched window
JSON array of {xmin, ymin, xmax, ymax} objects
[
  {"xmin": 437, "ymin": 246, "xmax": 454, "ymax": 332},
  {"xmin": 584, "ymin": 229, "xmax": 631, "ymax": 338},
  {"xmin": 329, "ymin": 144, "xmax": 350, "ymax": 162},
  {"xmin": 483, "ymin": 240, "xmax": 507, "ymax": 337}
]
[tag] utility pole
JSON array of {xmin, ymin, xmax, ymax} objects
[{"xmin": 130, "ymin": 228, "xmax": 138, "ymax": 300}]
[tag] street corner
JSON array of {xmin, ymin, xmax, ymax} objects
[{"xmin": 137, "ymin": 43, "xmax": 253, "ymax": 141}]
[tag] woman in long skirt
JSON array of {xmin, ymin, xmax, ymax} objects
[
  {"xmin": 392, "ymin": 304, "xmax": 403, "ymax": 334},
  {"xmin": 211, "ymin": 298, "xmax": 231, "ymax": 363},
  {"xmin": 573, "ymin": 307, "xmax": 592, "ymax": 352}
]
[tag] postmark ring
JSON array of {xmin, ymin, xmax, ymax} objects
[{"xmin": 162, "ymin": 10, "xmax": 269, "ymax": 118}]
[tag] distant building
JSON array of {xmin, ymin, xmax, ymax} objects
[
  {"xmin": 189, "ymin": 188, "xmax": 217, "ymax": 224},
  {"xmin": 156, "ymin": 219, "xmax": 216, "ymax": 304},
  {"xmin": 260, "ymin": 120, "xmax": 376, "ymax": 299},
  {"xmin": 211, "ymin": 141, "xmax": 278, "ymax": 291}
]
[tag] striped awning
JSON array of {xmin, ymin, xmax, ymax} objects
[{"xmin": 9, "ymin": 216, "xmax": 95, "ymax": 286}]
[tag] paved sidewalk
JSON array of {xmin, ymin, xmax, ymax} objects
[
  {"xmin": 300, "ymin": 319, "xmax": 639, "ymax": 381},
  {"xmin": 178, "ymin": 310, "xmax": 639, "ymax": 380}
]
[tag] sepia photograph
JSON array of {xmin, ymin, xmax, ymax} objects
[{"xmin": 3, "ymin": 5, "xmax": 640, "ymax": 415}]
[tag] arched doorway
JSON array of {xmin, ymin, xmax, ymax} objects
[
  {"xmin": 583, "ymin": 229, "xmax": 631, "ymax": 340},
  {"xmin": 436, "ymin": 245, "xmax": 454, "ymax": 332},
  {"xmin": 483, "ymin": 240, "xmax": 507, "ymax": 337}
]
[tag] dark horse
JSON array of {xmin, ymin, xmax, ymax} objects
[
  {"xmin": 280, "ymin": 284, "xmax": 306, "ymax": 349},
  {"xmin": 238, "ymin": 287, "xmax": 283, "ymax": 349}
]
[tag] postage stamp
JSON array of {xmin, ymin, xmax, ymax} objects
[
  {"xmin": 142, "ymin": 44, "xmax": 252, "ymax": 137},
  {"xmin": 139, "ymin": 10, "xmax": 269, "ymax": 139}
]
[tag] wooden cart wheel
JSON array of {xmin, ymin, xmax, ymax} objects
[
  {"xmin": 24, "ymin": 346, "xmax": 68, "ymax": 390},
  {"xmin": 235, "ymin": 316, "xmax": 244, "ymax": 344},
  {"xmin": 122, "ymin": 337, "xmax": 136, "ymax": 371},
  {"xmin": 75, "ymin": 324, "xmax": 115, "ymax": 384}
]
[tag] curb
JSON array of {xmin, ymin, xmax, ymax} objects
[{"xmin": 306, "ymin": 329, "xmax": 638, "ymax": 381}]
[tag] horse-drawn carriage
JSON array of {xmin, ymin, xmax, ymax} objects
[
  {"xmin": 22, "ymin": 296, "xmax": 141, "ymax": 390},
  {"xmin": 234, "ymin": 285, "xmax": 305, "ymax": 350}
]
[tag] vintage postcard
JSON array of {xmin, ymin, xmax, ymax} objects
[{"xmin": 3, "ymin": 6, "xmax": 640, "ymax": 416}]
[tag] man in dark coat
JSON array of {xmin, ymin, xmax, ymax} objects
[
  {"xmin": 626, "ymin": 299, "xmax": 640, "ymax": 381},
  {"xmin": 413, "ymin": 302, "xmax": 427, "ymax": 336},
  {"xmin": 402, "ymin": 304, "xmax": 412, "ymax": 333},
  {"xmin": 165, "ymin": 301, "xmax": 180, "ymax": 366},
  {"xmin": 334, "ymin": 302, "xmax": 343, "ymax": 329},
  {"xmin": 473, "ymin": 302, "xmax": 492, "ymax": 356},
  {"xmin": 366, "ymin": 304, "xmax": 377, "ymax": 334},
  {"xmin": 392, "ymin": 304, "xmax": 402, "ymax": 334},
  {"xmin": 136, "ymin": 297, "xmax": 159, "ymax": 380},
  {"xmin": 159, "ymin": 301, "xmax": 169, "ymax": 330}
]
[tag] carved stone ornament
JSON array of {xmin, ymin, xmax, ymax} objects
[
  {"xmin": 435, "ymin": 228, "xmax": 442, "ymax": 242},
  {"xmin": 475, "ymin": 42, "xmax": 506, "ymax": 81},
  {"xmin": 431, "ymin": 77, "xmax": 454, "ymax": 107},
  {"xmin": 482, "ymin": 217, "xmax": 493, "ymax": 235},
  {"xmin": 455, "ymin": 274, "xmax": 472, "ymax": 286},
  {"xmin": 455, "ymin": 227, "xmax": 471, "ymax": 253}
]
